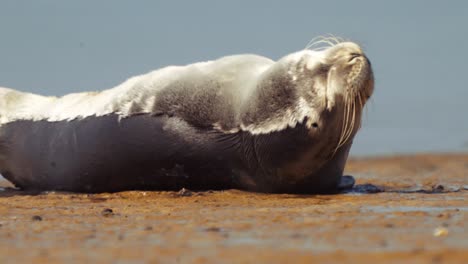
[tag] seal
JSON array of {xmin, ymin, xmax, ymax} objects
[{"xmin": 0, "ymin": 38, "xmax": 374, "ymax": 193}]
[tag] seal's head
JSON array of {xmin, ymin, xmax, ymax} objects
[
  {"xmin": 280, "ymin": 40, "xmax": 374, "ymax": 150},
  {"xmin": 239, "ymin": 38, "xmax": 375, "ymax": 191},
  {"xmin": 319, "ymin": 41, "xmax": 374, "ymax": 108},
  {"xmin": 243, "ymin": 39, "xmax": 374, "ymax": 151}
]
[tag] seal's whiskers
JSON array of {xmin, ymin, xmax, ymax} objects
[
  {"xmin": 358, "ymin": 91, "xmax": 364, "ymax": 130},
  {"xmin": 334, "ymin": 87, "xmax": 361, "ymax": 153},
  {"xmin": 335, "ymin": 94, "xmax": 351, "ymax": 152},
  {"xmin": 305, "ymin": 35, "xmax": 343, "ymax": 51},
  {"xmin": 344, "ymin": 98, "xmax": 357, "ymax": 145}
]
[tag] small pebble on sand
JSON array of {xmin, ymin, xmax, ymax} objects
[
  {"xmin": 32, "ymin": 215, "xmax": 43, "ymax": 221},
  {"xmin": 433, "ymin": 227, "xmax": 449, "ymax": 237},
  {"xmin": 101, "ymin": 208, "xmax": 114, "ymax": 217},
  {"xmin": 177, "ymin": 188, "xmax": 193, "ymax": 197}
]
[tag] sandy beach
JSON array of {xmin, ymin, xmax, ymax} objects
[{"xmin": 0, "ymin": 154, "xmax": 466, "ymax": 263}]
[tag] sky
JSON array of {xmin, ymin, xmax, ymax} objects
[{"xmin": 0, "ymin": 0, "xmax": 467, "ymax": 156}]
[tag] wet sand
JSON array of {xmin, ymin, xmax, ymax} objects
[{"xmin": 0, "ymin": 154, "xmax": 467, "ymax": 263}]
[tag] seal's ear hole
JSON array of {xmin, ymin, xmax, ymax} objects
[{"xmin": 312, "ymin": 123, "xmax": 319, "ymax": 128}]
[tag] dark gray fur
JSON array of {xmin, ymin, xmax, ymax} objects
[{"xmin": 0, "ymin": 114, "xmax": 351, "ymax": 193}]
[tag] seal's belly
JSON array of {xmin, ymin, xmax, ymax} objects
[{"xmin": 0, "ymin": 114, "xmax": 241, "ymax": 192}]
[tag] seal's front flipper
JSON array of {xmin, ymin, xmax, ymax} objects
[{"xmin": 337, "ymin": 175, "xmax": 355, "ymax": 191}]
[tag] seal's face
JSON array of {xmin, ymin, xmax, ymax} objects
[
  {"xmin": 293, "ymin": 42, "xmax": 374, "ymax": 110},
  {"xmin": 322, "ymin": 42, "xmax": 374, "ymax": 108},
  {"xmin": 288, "ymin": 41, "xmax": 374, "ymax": 151}
]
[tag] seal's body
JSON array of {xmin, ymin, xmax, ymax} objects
[{"xmin": 0, "ymin": 41, "xmax": 374, "ymax": 193}]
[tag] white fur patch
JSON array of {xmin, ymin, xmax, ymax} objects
[
  {"xmin": 0, "ymin": 66, "xmax": 186, "ymax": 123},
  {"xmin": 238, "ymin": 97, "xmax": 321, "ymax": 135},
  {"xmin": 0, "ymin": 57, "xmax": 269, "ymax": 125}
]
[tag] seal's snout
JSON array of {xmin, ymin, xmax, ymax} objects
[
  {"xmin": 350, "ymin": 53, "xmax": 373, "ymax": 100},
  {"xmin": 347, "ymin": 53, "xmax": 371, "ymax": 86},
  {"xmin": 324, "ymin": 42, "xmax": 374, "ymax": 100}
]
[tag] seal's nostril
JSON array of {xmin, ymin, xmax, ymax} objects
[{"xmin": 312, "ymin": 123, "xmax": 319, "ymax": 128}]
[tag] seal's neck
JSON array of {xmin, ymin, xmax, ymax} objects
[
  {"xmin": 237, "ymin": 121, "xmax": 352, "ymax": 193},
  {"xmin": 238, "ymin": 59, "xmax": 322, "ymax": 135}
]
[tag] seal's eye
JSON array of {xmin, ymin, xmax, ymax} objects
[{"xmin": 349, "ymin": 53, "xmax": 360, "ymax": 62}]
